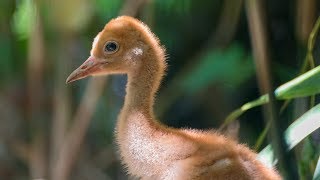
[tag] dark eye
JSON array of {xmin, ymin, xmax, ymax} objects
[{"xmin": 104, "ymin": 41, "xmax": 119, "ymax": 54}]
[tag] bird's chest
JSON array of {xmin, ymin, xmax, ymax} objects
[
  {"xmin": 121, "ymin": 120, "xmax": 170, "ymax": 163},
  {"xmin": 115, "ymin": 111, "xmax": 198, "ymax": 178},
  {"xmin": 116, "ymin": 113, "xmax": 177, "ymax": 177}
]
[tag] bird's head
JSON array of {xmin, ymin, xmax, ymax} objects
[{"xmin": 66, "ymin": 16, "xmax": 164, "ymax": 83}]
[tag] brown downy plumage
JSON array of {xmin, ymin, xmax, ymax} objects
[{"xmin": 66, "ymin": 16, "xmax": 281, "ymax": 180}]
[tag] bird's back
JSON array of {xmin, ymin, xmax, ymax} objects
[{"xmin": 172, "ymin": 129, "xmax": 281, "ymax": 180}]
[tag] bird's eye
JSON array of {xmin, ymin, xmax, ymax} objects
[{"xmin": 104, "ymin": 41, "xmax": 119, "ymax": 54}]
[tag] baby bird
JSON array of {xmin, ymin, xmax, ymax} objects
[{"xmin": 66, "ymin": 16, "xmax": 281, "ymax": 179}]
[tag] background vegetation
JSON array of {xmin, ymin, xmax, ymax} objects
[{"xmin": 0, "ymin": 0, "xmax": 320, "ymax": 179}]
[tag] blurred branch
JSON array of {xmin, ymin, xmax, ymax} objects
[
  {"xmin": 245, "ymin": 1, "xmax": 272, "ymax": 93},
  {"xmin": 26, "ymin": 2, "xmax": 47, "ymax": 178},
  {"xmin": 30, "ymin": 136, "xmax": 47, "ymax": 179},
  {"xmin": 245, "ymin": 0, "xmax": 298, "ymax": 179},
  {"xmin": 119, "ymin": 0, "xmax": 146, "ymax": 16},
  {"xmin": 51, "ymin": 77, "xmax": 106, "ymax": 180},
  {"xmin": 142, "ymin": 0, "xmax": 155, "ymax": 27},
  {"xmin": 296, "ymin": 0, "xmax": 317, "ymax": 44},
  {"xmin": 50, "ymin": 33, "xmax": 71, "ymax": 179},
  {"xmin": 47, "ymin": 0, "xmax": 93, "ymax": 178},
  {"xmin": 209, "ymin": 0, "xmax": 244, "ymax": 48},
  {"xmin": 51, "ymin": 1, "xmax": 148, "ymax": 180}
]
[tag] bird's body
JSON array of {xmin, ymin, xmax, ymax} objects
[{"xmin": 67, "ymin": 16, "xmax": 281, "ymax": 180}]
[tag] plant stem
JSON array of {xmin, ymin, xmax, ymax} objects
[{"xmin": 245, "ymin": 0, "xmax": 299, "ymax": 178}]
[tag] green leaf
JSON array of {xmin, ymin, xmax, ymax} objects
[
  {"xmin": 258, "ymin": 104, "xmax": 320, "ymax": 167},
  {"xmin": 285, "ymin": 104, "xmax": 320, "ymax": 149},
  {"xmin": 275, "ymin": 65, "xmax": 320, "ymax": 99},
  {"xmin": 314, "ymin": 156, "xmax": 320, "ymax": 180}
]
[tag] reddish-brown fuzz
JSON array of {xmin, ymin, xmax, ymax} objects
[{"xmin": 66, "ymin": 16, "xmax": 282, "ymax": 180}]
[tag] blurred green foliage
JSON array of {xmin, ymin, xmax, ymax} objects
[
  {"xmin": 95, "ymin": 0, "xmax": 123, "ymax": 19},
  {"xmin": 0, "ymin": 0, "xmax": 319, "ymax": 179},
  {"xmin": 154, "ymin": 0, "xmax": 192, "ymax": 14},
  {"xmin": 12, "ymin": 0, "xmax": 36, "ymax": 40},
  {"xmin": 182, "ymin": 44, "xmax": 254, "ymax": 93}
]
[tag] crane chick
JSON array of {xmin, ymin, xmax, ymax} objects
[{"xmin": 66, "ymin": 16, "xmax": 281, "ymax": 180}]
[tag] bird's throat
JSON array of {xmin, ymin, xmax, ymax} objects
[{"xmin": 124, "ymin": 57, "xmax": 165, "ymax": 115}]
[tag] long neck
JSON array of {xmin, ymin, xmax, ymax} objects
[{"xmin": 123, "ymin": 50, "xmax": 165, "ymax": 116}]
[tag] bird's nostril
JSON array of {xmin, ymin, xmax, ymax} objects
[{"xmin": 81, "ymin": 65, "xmax": 87, "ymax": 69}]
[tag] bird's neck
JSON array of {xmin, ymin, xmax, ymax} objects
[{"xmin": 123, "ymin": 51, "xmax": 165, "ymax": 116}]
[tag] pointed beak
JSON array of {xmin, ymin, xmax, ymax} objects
[{"xmin": 66, "ymin": 56, "xmax": 102, "ymax": 83}]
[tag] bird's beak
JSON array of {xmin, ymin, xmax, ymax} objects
[{"xmin": 66, "ymin": 56, "xmax": 103, "ymax": 83}]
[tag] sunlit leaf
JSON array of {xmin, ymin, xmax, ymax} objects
[
  {"xmin": 275, "ymin": 65, "xmax": 320, "ymax": 100},
  {"xmin": 258, "ymin": 104, "xmax": 320, "ymax": 167},
  {"xmin": 285, "ymin": 104, "xmax": 320, "ymax": 149},
  {"xmin": 258, "ymin": 145, "xmax": 276, "ymax": 168}
]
